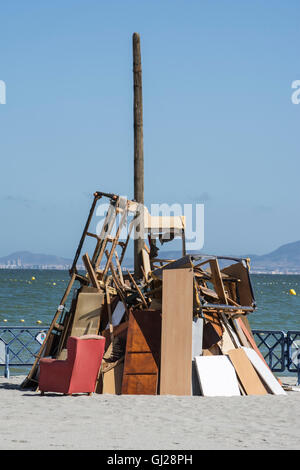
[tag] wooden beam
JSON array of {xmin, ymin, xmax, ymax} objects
[
  {"xmin": 133, "ymin": 32, "xmax": 144, "ymax": 280},
  {"xmin": 82, "ymin": 253, "xmax": 100, "ymax": 290}
]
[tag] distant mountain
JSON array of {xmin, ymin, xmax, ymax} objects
[
  {"xmin": 1, "ymin": 241, "xmax": 300, "ymax": 272},
  {"xmin": 244, "ymin": 241, "xmax": 300, "ymax": 273},
  {"xmin": 159, "ymin": 241, "xmax": 300, "ymax": 273}
]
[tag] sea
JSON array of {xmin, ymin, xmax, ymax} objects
[
  {"xmin": 0, "ymin": 270, "xmax": 299, "ymax": 376},
  {"xmin": 0, "ymin": 270, "xmax": 299, "ymax": 330}
]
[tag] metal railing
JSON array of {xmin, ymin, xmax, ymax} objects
[
  {"xmin": 0, "ymin": 327, "xmax": 299, "ymax": 384},
  {"xmin": 0, "ymin": 326, "xmax": 48, "ymax": 379},
  {"xmin": 252, "ymin": 329, "xmax": 300, "ymax": 385}
]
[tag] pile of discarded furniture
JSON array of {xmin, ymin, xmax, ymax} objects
[{"xmin": 22, "ymin": 191, "xmax": 286, "ymax": 396}]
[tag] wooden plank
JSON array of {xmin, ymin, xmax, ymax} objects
[
  {"xmin": 209, "ymin": 259, "xmax": 227, "ymax": 304},
  {"xmin": 160, "ymin": 268, "xmax": 193, "ymax": 395},
  {"xmin": 237, "ymin": 317, "xmax": 270, "ymax": 367},
  {"xmin": 122, "ymin": 309, "xmax": 161, "ymax": 395},
  {"xmin": 142, "ymin": 247, "xmax": 151, "ymax": 282},
  {"xmin": 228, "ymin": 348, "xmax": 268, "ymax": 395},
  {"xmin": 127, "ymin": 269, "xmax": 148, "ymax": 308},
  {"xmin": 82, "ymin": 252, "xmax": 100, "ymax": 290},
  {"xmin": 105, "ymin": 284, "xmax": 113, "ymax": 341},
  {"xmin": 232, "ymin": 318, "xmax": 251, "ymax": 347},
  {"xmin": 242, "ymin": 347, "xmax": 286, "ymax": 395},
  {"xmin": 195, "ymin": 356, "xmax": 241, "ymax": 397}
]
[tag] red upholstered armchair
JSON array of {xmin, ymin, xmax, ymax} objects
[{"xmin": 39, "ymin": 335, "xmax": 105, "ymax": 396}]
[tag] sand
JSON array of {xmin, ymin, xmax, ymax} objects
[{"xmin": 0, "ymin": 375, "xmax": 299, "ymax": 450}]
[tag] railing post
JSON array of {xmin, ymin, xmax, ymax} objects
[
  {"xmin": 297, "ymin": 349, "xmax": 300, "ymax": 386},
  {"xmin": 4, "ymin": 345, "xmax": 10, "ymax": 379}
]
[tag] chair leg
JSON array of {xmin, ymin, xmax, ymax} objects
[{"xmin": 40, "ymin": 391, "xmax": 45, "ymax": 396}]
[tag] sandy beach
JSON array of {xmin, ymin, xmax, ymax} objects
[{"xmin": 0, "ymin": 375, "xmax": 299, "ymax": 450}]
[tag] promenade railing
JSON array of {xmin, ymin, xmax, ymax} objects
[
  {"xmin": 0, "ymin": 326, "xmax": 299, "ymax": 384},
  {"xmin": 0, "ymin": 326, "xmax": 48, "ymax": 379}
]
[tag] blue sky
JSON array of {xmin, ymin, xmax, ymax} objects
[{"xmin": 0, "ymin": 0, "xmax": 299, "ymax": 258}]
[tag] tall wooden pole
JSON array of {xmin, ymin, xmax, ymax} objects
[{"xmin": 133, "ymin": 32, "xmax": 144, "ymax": 279}]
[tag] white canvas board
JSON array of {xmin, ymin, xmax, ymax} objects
[
  {"xmin": 242, "ymin": 347, "xmax": 286, "ymax": 396},
  {"xmin": 195, "ymin": 356, "xmax": 241, "ymax": 397}
]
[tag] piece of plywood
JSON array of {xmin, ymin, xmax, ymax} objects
[
  {"xmin": 69, "ymin": 290, "xmax": 104, "ymax": 338},
  {"xmin": 222, "ymin": 316, "xmax": 241, "ymax": 348},
  {"xmin": 195, "ymin": 356, "xmax": 241, "ymax": 397},
  {"xmin": 221, "ymin": 262, "xmax": 254, "ymax": 307},
  {"xmin": 160, "ymin": 268, "xmax": 193, "ymax": 395},
  {"xmin": 242, "ymin": 347, "xmax": 286, "ymax": 396},
  {"xmin": 102, "ymin": 361, "xmax": 124, "ymax": 395},
  {"xmin": 122, "ymin": 309, "xmax": 161, "ymax": 395},
  {"xmin": 228, "ymin": 348, "xmax": 268, "ymax": 395}
]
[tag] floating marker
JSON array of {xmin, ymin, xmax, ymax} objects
[
  {"xmin": 31, "ymin": 276, "xmax": 36, "ymax": 281},
  {"xmin": 36, "ymin": 320, "xmax": 42, "ymax": 324},
  {"xmin": 290, "ymin": 289, "xmax": 296, "ymax": 296},
  {"xmin": 3, "ymin": 319, "xmax": 7, "ymax": 322},
  {"xmin": 20, "ymin": 319, "xmax": 25, "ymax": 323},
  {"xmin": 53, "ymin": 282, "xmax": 56, "ymax": 286}
]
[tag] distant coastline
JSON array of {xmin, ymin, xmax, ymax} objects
[
  {"xmin": 1, "ymin": 240, "xmax": 300, "ymax": 273},
  {"xmin": 1, "ymin": 268, "xmax": 300, "ymax": 275}
]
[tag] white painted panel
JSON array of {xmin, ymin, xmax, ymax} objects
[
  {"xmin": 195, "ymin": 356, "xmax": 241, "ymax": 397},
  {"xmin": 105, "ymin": 301, "xmax": 125, "ymax": 329},
  {"xmin": 192, "ymin": 318, "xmax": 203, "ymax": 358},
  {"xmin": 242, "ymin": 347, "xmax": 286, "ymax": 396}
]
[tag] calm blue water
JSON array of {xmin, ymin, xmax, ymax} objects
[
  {"xmin": 250, "ymin": 274, "xmax": 300, "ymax": 332},
  {"xmin": 0, "ymin": 270, "xmax": 299, "ymax": 331}
]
